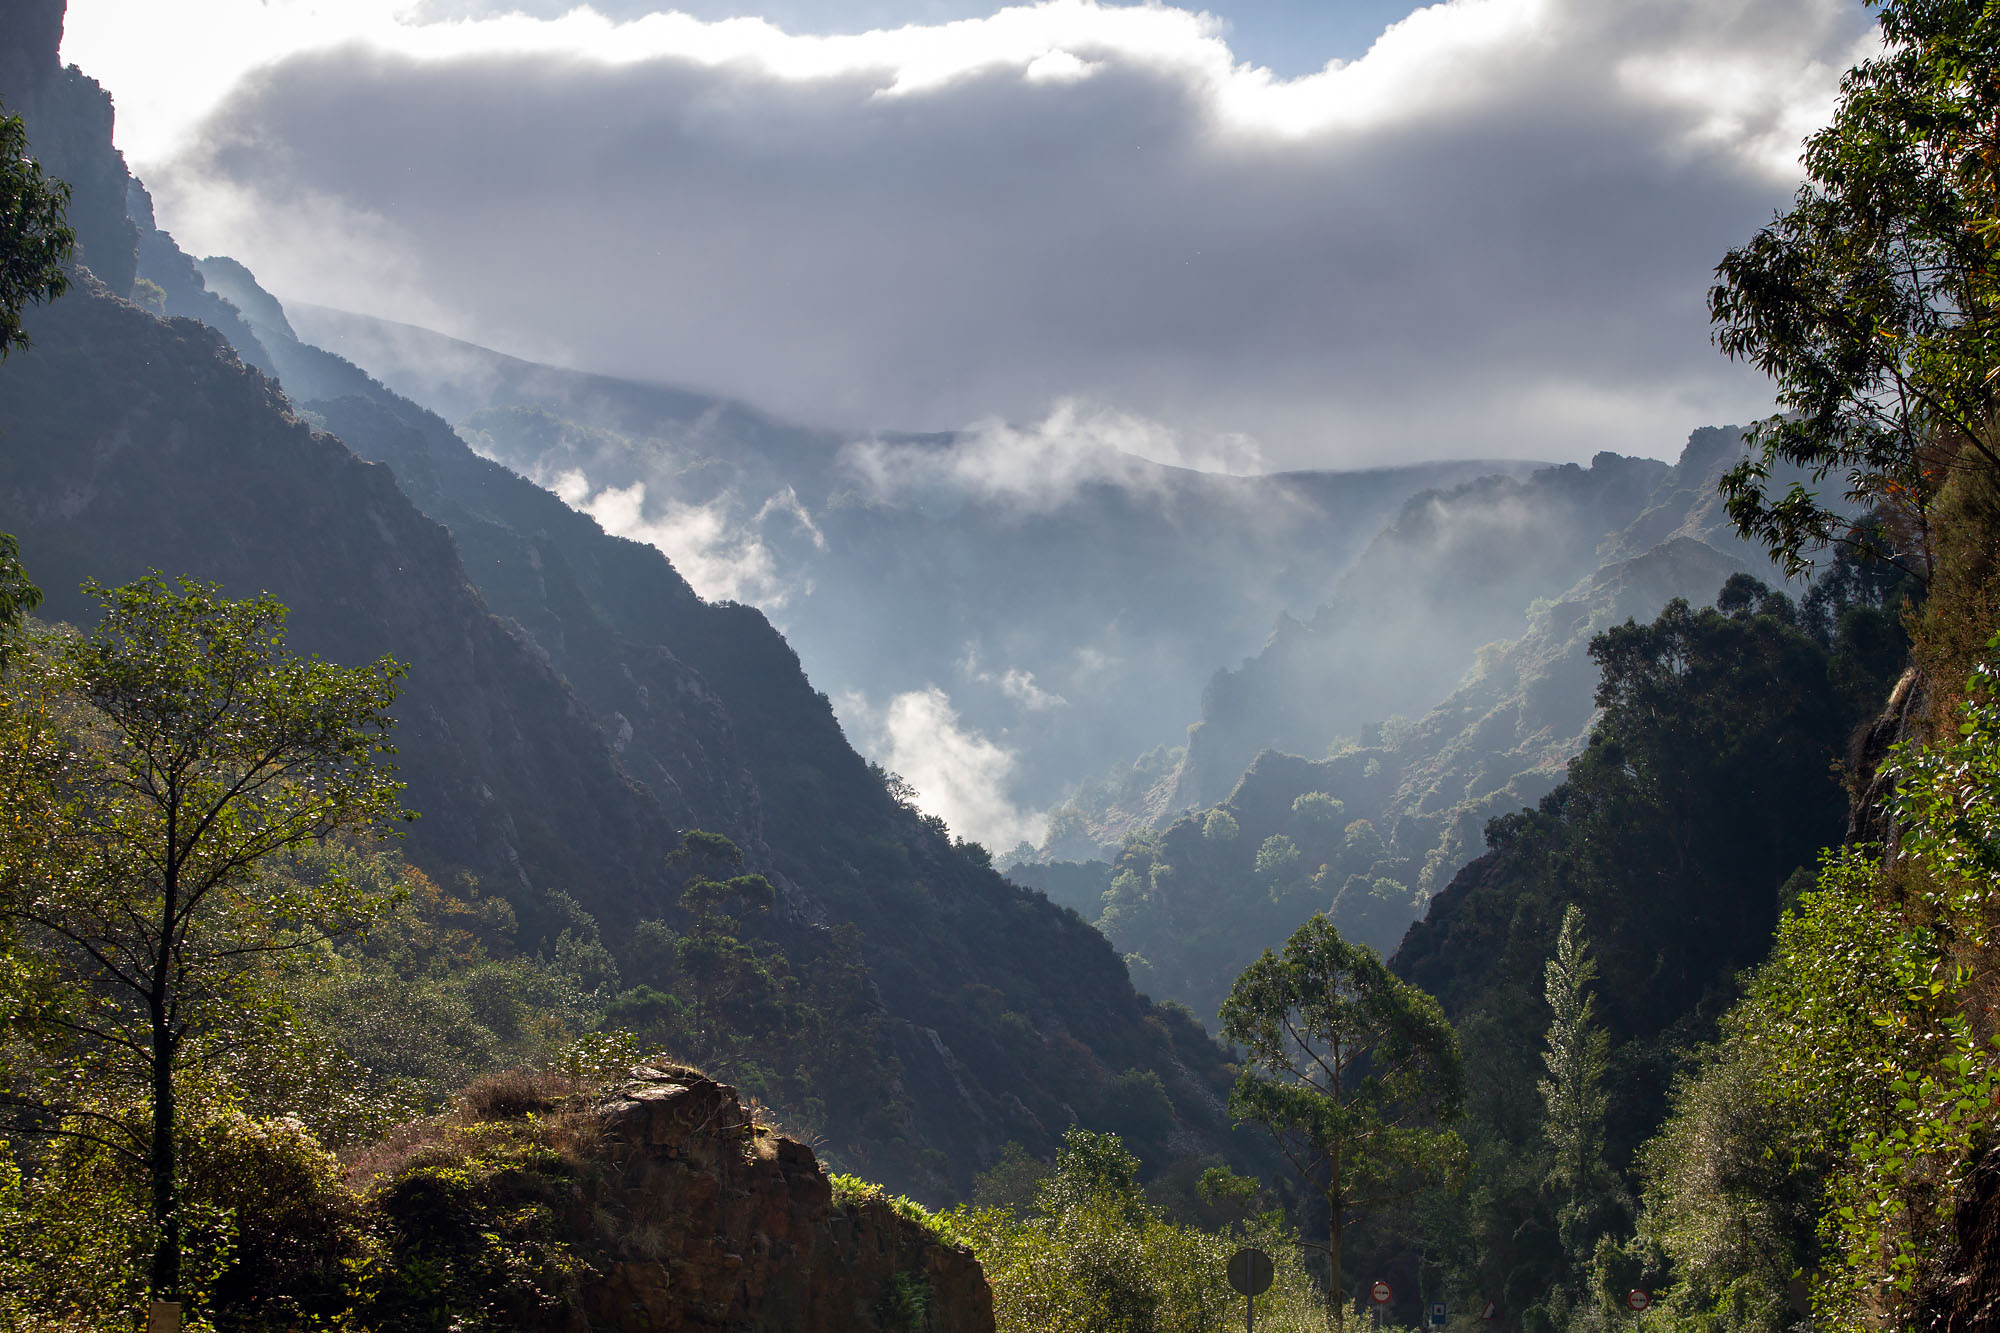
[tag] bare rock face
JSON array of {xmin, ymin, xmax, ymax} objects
[{"xmin": 572, "ymin": 1066, "xmax": 994, "ymax": 1332}]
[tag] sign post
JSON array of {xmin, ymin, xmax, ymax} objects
[
  {"xmin": 1227, "ymin": 1247, "xmax": 1275, "ymax": 1333},
  {"xmin": 1430, "ymin": 1300, "xmax": 1448, "ymax": 1327},
  {"xmin": 1371, "ymin": 1280, "xmax": 1393, "ymax": 1331},
  {"xmin": 1627, "ymin": 1289, "xmax": 1651, "ymax": 1333}
]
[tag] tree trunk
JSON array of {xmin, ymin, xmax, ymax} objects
[
  {"xmin": 1330, "ymin": 1149, "xmax": 1344, "ymax": 1330},
  {"xmin": 148, "ymin": 992, "xmax": 179, "ymax": 1301},
  {"xmin": 148, "ymin": 852, "xmax": 179, "ymax": 1303}
]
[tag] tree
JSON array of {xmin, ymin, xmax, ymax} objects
[
  {"xmin": 0, "ymin": 101, "xmax": 73, "ymax": 361},
  {"xmin": 1220, "ymin": 913, "xmax": 1466, "ymax": 1323},
  {"xmin": 0, "ymin": 576, "xmax": 406, "ymax": 1306},
  {"xmin": 662, "ymin": 829, "xmax": 783, "ymax": 1069},
  {"xmin": 0, "ymin": 533, "xmax": 39, "ymax": 668},
  {"xmin": 1256, "ymin": 834, "xmax": 1301, "ymax": 885},
  {"xmin": 1539, "ymin": 905, "xmax": 1616, "ymax": 1280},
  {"xmin": 0, "ymin": 103, "xmax": 66, "ymax": 666},
  {"xmin": 944, "ymin": 1127, "xmax": 1334, "ymax": 1333},
  {"xmin": 1708, "ymin": 0, "xmax": 2000, "ymax": 578}
]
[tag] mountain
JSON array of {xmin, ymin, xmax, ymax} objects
[
  {"xmin": 0, "ymin": 0, "xmax": 1265, "ymax": 1200},
  {"xmin": 1028, "ymin": 429, "xmax": 1797, "ymax": 1024},
  {"xmin": 268, "ymin": 301, "xmax": 1539, "ymax": 839}
]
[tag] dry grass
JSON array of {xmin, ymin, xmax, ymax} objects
[{"xmin": 460, "ymin": 1067, "xmax": 574, "ymax": 1122}]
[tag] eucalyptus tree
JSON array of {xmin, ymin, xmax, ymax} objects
[
  {"xmin": 1711, "ymin": 0, "xmax": 2000, "ymax": 578},
  {"xmin": 1221, "ymin": 914, "xmax": 1465, "ymax": 1322}
]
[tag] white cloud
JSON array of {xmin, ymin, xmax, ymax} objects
[
  {"xmin": 74, "ymin": 0, "xmax": 1877, "ymax": 467},
  {"xmin": 843, "ymin": 400, "xmax": 1264, "ymax": 512},
  {"xmin": 837, "ymin": 686, "xmax": 1047, "ymax": 850},
  {"xmin": 547, "ymin": 468, "xmax": 820, "ymax": 605},
  {"xmin": 958, "ymin": 646, "xmax": 1068, "ymax": 710},
  {"xmin": 995, "ymin": 667, "xmax": 1064, "ymax": 711}
]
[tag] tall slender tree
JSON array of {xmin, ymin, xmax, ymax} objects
[{"xmin": 1539, "ymin": 905, "xmax": 1615, "ymax": 1278}]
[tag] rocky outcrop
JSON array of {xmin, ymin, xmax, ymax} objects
[{"xmin": 575, "ymin": 1066, "xmax": 993, "ymax": 1332}]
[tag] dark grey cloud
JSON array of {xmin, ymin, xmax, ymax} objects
[{"xmin": 150, "ymin": 0, "xmax": 1874, "ymax": 467}]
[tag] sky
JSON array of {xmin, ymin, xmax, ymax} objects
[{"xmin": 62, "ymin": 0, "xmax": 1879, "ymax": 470}]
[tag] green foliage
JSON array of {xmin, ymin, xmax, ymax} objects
[
  {"xmin": 1221, "ymin": 913, "xmax": 1466, "ymax": 1306},
  {"xmin": 942, "ymin": 1128, "xmax": 1331, "ymax": 1333},
  {"xmin": 0, "ymin": 534, "xmax": 38, "ymax": 669},
  {"xmin": 1633, "ymin": 637, "xmax": 2000, "ymax": 1329},
  {"xmin": 1388, "ymin": 576, "xmax": 1891, "ymax": 1325},
  {"xmin": 971, "ymin": 1142, "xmax": 1050, "ymax": 1213},
  {"xmin": 0, "ymin": 1128, "xmax": 150, "ymax": 1329},
  {"xmin": 0, "ymin": 106, "xmax": 73, "ymax": 362},
  {"xmin": 345, "ymin": 1119, "xmax": 589, "ymax": 1330},
  {"xmin": 1256, "ymin": 834, "xmax": 1302, "ymax": 885},
  {"xmin": 1708, "ymin": 0, "xmax": 2000, "ymax": 577},
  {"xmin": 830, "ymin": 1172, "xmax": 952, "ymax": 1241},
  {"xmin": 1539, "ymin": 907, "xmax": 1619, "ymax": 1290},
  {"xmin": 874, "ymin": 1270, "xmax": 932, "ymax": 1332},
  {"xmin": 1291, "ymin": 792, "xmax": 1345, "ymax": 829},
  {"xmin": 0, "ymin": 1090, "xmax": 367, "ymax": 1332},
  {"xmin": 0, "ymin": 576, "xmax": 407, "ymax": 1303},
  {"xmin": 1091, "ymin": 782, "xmax": 1423, "ymax": 1026}
]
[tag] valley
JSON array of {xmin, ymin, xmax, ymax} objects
[{"xmin": 0, "ymin": 1, "xmax": 1994, "ymax": 1331}]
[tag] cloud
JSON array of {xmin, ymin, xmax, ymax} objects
[
  {"xmin": 959, "ymin": 646, "xmax": 1068, "ymax": 710},
  {"xmin": 838, "ymin": 686, "xmax": 1047, "ymax": 850},
  {"xmin": 547, "ymin": 468, "xmax": 822, "ymax": 605},
  {"xmin": 842, "ymin": 400, "xmax": 1264, "ymax": 512},
  {"xmin": 94, "ymin": 0, "xmax": 1877, "ymax": 467}
]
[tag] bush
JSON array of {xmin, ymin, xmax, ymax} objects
[{"xmin": 942, "ymin": 1129, "xmax": 1330, "ymax": 1333}]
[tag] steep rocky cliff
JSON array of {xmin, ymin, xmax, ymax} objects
[{"xmin": 1, "ymin": 0, "xmax": 134, "ymax": 293}]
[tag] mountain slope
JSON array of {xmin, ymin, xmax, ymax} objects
[
  {"xmin": 278, "ymin": 301, "xmax": 1539, "ymax": 830},
  {"xmin": 1039, "ymin": 429, "xmax": 1796, "ymax": 1024},
  {"xmin": 0, "ymin": 0, "xmax": 1258, "ymax": 1199}
]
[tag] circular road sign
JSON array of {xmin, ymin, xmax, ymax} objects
[
  {"xmin": 1371, "ymin": 1281, "xmax": 1394, "ymax": 1306},
  {"xmin": 1626, "ymin": 1291, "xmax": 1652, "ymax": 1313},
  {"xmin": 1227, "ymin": 1248, "xmax": 1275, "ymax": 1298}
]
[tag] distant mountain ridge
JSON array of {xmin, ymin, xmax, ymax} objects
[
  {"xmin": 276, "ymin": 301, "xmax": 1543, "ymax": 834},
  {"xmin": 1020, "ymin": 427, "xmax": 1798, "ymax": 1025}
]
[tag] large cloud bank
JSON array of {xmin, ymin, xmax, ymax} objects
[{"xmin": 69, "ymin": 0, "xmax": 1875, "ymax": 467}]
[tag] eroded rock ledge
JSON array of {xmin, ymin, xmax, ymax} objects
[{"xmin": 572, "ymin": 1064, "xmax": 994, "ymax": 1332}]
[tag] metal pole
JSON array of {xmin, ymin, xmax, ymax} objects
[{"xmin": 1246, "ymin": 1292, "xmax": 1254, "ymax": 1333}]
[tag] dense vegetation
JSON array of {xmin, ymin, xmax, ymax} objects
[{"xmin": 14, "ymin": 0, "xmax": 2000, "ymax": 1329}]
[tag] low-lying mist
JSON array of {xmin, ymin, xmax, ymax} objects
[{"xmin": 289, "ymin": 301, "xmax": 1533, "ymax": 849}]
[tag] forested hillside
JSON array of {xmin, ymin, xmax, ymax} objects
[{"xmin": 1016, "ymin": 427, "xmax": 1813, "ymax": 1021}]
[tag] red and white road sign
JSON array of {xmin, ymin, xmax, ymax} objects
[
  {"xmin": 1479, "ymin": 1302, "xmax": 1499, "ymax": 1322},
  {"xmin": 1371, "ymin": 1281, "xmax": 1393, "ymax": 1305},
  {"xmin": 1626, "ymin": 1291, "xmax": 1652, "ymax": 1313}
]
